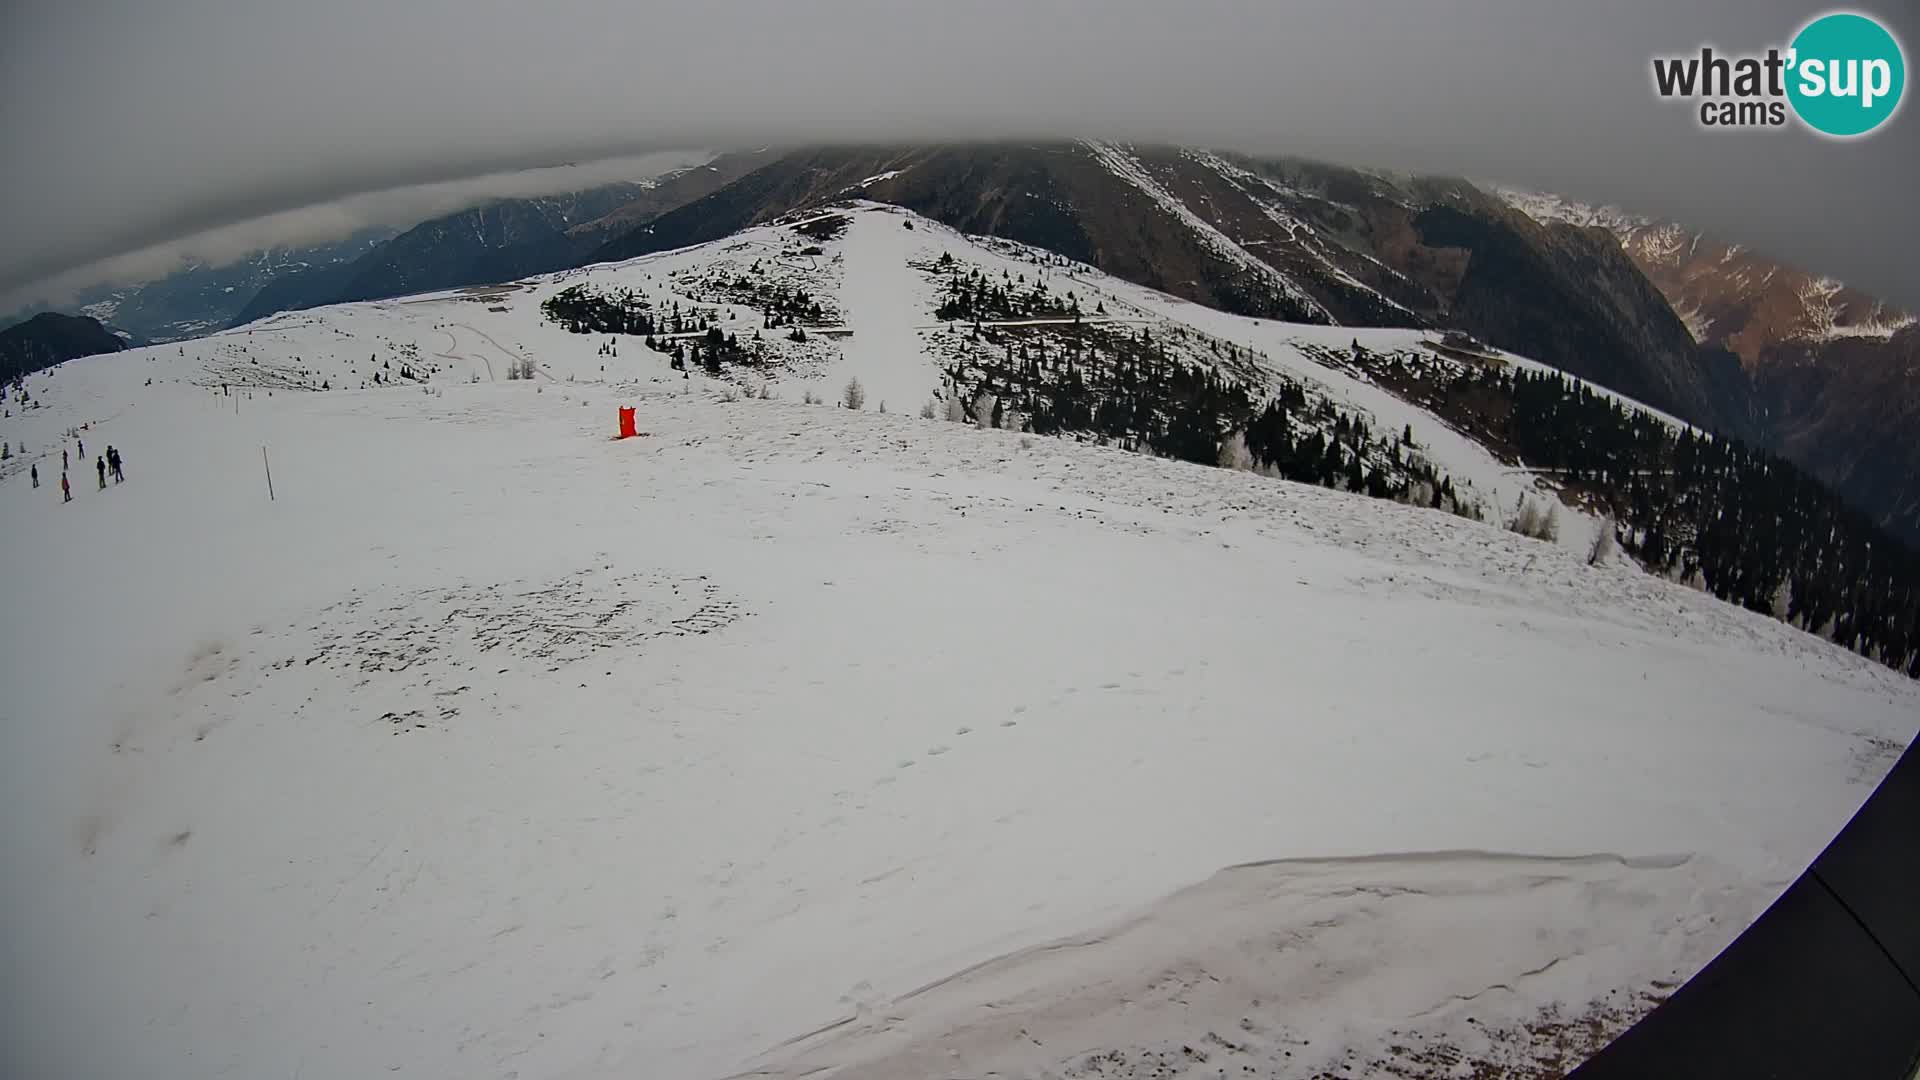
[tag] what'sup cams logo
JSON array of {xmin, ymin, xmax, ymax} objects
[{"xmin": 1652, "ymin": 11, "xmax": 1905, "ymax": 137}]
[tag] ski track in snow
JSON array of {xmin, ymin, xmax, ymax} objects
[
  {"xmin": 810, "ymin": 209, "xmax": 941, "ymax": 413},
  {"xmin": 1, "ymin": 205, "xmax": 1916, "ymax": 1080}
]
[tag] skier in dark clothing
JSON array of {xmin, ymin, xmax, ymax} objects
[
  {"xmin": 77, "ymin": 438, "xmax": 84, "ymax": 459},
  {"xmin": 61, "ymin": 472, "xmax": 71, "ymax": 503},
  {"xmin": 62, "ymin": 448, "xmax": 69, "ymax": 471},
  {"xmin": 30, "ymin": 463, "xmax": 38, "ymax": 488},
  {"xmin": 108, "ymin": 446, "xmax": 123, "ymax": 483},
  {"xmin": 96, "ymin": 455, "xmax": 106, "ymax": 491}
]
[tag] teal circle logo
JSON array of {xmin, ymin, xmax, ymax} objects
[{"xmin": 1787, "ymin": 12, "xmax": 1906, "ymax": 137}]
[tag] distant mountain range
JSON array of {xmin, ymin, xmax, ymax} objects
[
  {"xmin": 225, "ymin": 151, "xmax": 771, "ymax": 327},
  {"xmin": 0, "ymin": 230, "xmax": 396, "ymax": 344},
  {"xmin": 0, "ymin": 153, "xmax": 766, "ymax": 347}
]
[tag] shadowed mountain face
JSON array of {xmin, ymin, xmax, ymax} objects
[
  {"xmin": 1502, "ymin": 190, "xmax": 1920, "ymax": 544},
  {"xmin": 1404, "ymin": 202, "xmax": 1743, "ymax": 434},
  {"xmin": 1, "ymin": 311, "xmax": 129, "ymax": 383},
  {"xmin": 1750, "ymin": 327, "xmax": 1920, "ymax": 542},
  {"xmin": 593, "ymin": 142, "xmax": 1745, "ymax": 439}
]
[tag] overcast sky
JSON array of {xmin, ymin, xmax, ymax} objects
[{"xmin": 2, "ymin": 0, "xmax": 1915, "ymax": 309}]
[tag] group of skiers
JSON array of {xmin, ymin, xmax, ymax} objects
[{"xmin": 30, "ymin": 437, "xmax": 125, "ymax": 503}]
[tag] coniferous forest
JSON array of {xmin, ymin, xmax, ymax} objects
[
  {"xmin": 932, "ymin": 255, "xmax": 1081, "ymax": 322},
  {"xmin": 540, "ymin": 285, "xmax": 665, "ymax": 337},
  {"xmin": 935, "ymin": 323, "xmax": 1479, "ymax": 519},
  {"xmin": 1504, "ymin": 366, "xmax": 1917, "ymax": 674}
]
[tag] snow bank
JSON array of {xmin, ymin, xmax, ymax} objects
[{"xmin": 746, "ymin": 851, "xmax": 1762, "ymax": 1080}]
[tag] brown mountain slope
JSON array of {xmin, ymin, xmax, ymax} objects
[{"xmin": 1501, "ymin": 189, "xmax": 1919, "ymax": 543}]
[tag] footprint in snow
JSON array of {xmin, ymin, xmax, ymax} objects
[
  {"xmin": 955, "ymin": 726, "xmax": 972, "ymax": 736},
  {"xmin": 927, "ymin": 745, "xmax": 950, "ymax": 756}
]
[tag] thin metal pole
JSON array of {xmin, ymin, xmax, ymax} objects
[{"xmin": 262, "ymin": 445, "xmax": 275, "ymax": 501}]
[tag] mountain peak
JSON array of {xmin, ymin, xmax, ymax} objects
[{"xmin": 1, "ymin": 310, "xmax": 129, "ymax": 383}]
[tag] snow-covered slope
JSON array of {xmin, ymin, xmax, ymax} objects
[
  {"xmin": 208, "ymin": 201, "xmax": 1632, "ymax": 546},
  {"xmin": 3, "ymin": 206, "xmax": 1915, "ymax": 1080}
]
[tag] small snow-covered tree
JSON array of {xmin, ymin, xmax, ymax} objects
[
  {"xmin": 842, "ymin": 377, "xmax": 866, "ymax": 410},
  {"xmin": 945, "ymin": 396, "xmax": 967, "ymax": 423},
  {"xmin": 1218, "ymin": 431, "xmax": 1253, "ymax": 471},
  {"xmin": 1509, "ymin": 500, "xmax": 1539, "ymax": 537},
  {"xmin": 1769, "ymin": 578, "xmax": 1792, "ymax": 620},
  {"xmin": 919, "ymin": 400, "xmax": 936, "ymax": 420},
  {"xmin": 1509, "ymin": 496, "xmax": 1558, "ymax": 542},
  {"xmin": 972, "ymin": 391, "xmax": 996, "ymax": 429},
  {"xmin": 1588, "ymin": 520, "xmax": 1618, "ymax": 565}
]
